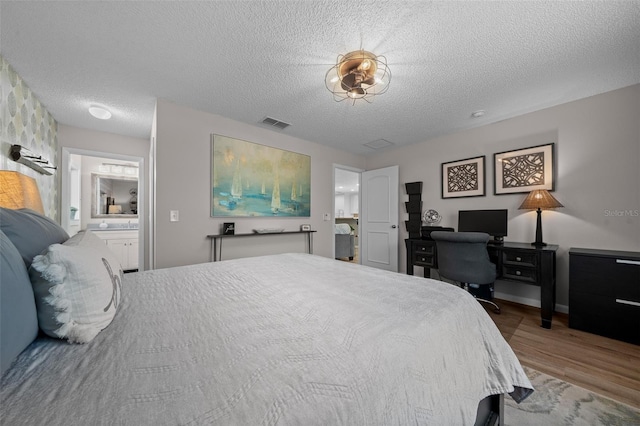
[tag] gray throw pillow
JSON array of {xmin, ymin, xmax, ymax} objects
[
  {"xmin": 0, "ymin": 230, "xmax": 39, "ymax": 375},
  {"xmin": 0, "ymin": 208, "xmax": 69, "ymax": 267}
]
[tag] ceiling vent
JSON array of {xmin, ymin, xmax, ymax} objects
[
  {"xmin": 363, "ymin": 139, "xmax": 394, "ymax": 150},
  {"xmin": 261, "ymin": 117, "xmax": 291, "ymax": 130}
]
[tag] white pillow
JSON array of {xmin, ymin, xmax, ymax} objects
[{"xmin": 29, "ymin": 231, "xmax": 123, "ymax": 343}]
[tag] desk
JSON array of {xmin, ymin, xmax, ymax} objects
[
  {"xmin": 405, "ymin": 239, "xmax": 558, "ymax": 329},
  {"xmin": 207, "ymin": 230, "xmax": 316, "ymax": 262}
]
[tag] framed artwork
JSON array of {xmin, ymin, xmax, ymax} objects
[
  {"xmin": 222, "ymin": 222, "xmax": 235, "ymax": 235},
  {"xmin": 493, "ymin": 143, "xmax": 555, "ymax": 195},
  {"xmin": 441, "ymin": 155, "xmax": 486, "ymax": 199},
  {"xmin": 211, "ymin": 134, "xmax": 311, "ymax": 217}
]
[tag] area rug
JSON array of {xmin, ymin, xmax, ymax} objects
[{"xmin": 505, "ymin": 367, "xmax": 640, "ymax": 426}]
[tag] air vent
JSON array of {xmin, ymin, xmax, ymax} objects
[
  {"xmin": 261, "ymin": 117, "xmax": 291, "ymax": 130},
  {"xmin": 363, "ymin": 139, "xmax": 394, "ymax": 150}
]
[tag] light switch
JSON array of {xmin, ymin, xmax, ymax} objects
[
  {"xmin": 323, "ymin": 213, "xmax": 331, "ymax": 221},
  {"xmin": 170, "ymin": 210, "xmax": 179, "ymax": 222}
]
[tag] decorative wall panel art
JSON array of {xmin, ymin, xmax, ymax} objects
[
  {"xmin": 441, "ymin": 155, "xmax": 485, "ymax": 198},
  {"xmin": 211, "ymin": 135, "xmax": 311, "ymax": 217},
  {"xmin": 493, "ymin": 143, "xmax": 555, "ymax": 195}
]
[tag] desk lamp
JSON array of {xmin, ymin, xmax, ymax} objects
[
  {"xmin": 0, "ymin": 171, "xmax": 44, "ymax": 214},
  {"xmin": 518, "ymin": 189, "xmax": 563, "ymax": 246}
]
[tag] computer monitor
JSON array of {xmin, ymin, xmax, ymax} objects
[{"xmin": 458, "ymin": 209, "xmax": 508, "ymax": 243}]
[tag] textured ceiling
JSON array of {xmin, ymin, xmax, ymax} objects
[{"xmin": 1, "ymin": 1, "xmax": 639, "ymax": 155}]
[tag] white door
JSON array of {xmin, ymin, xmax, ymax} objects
[
  {"xmin": 106, "ymin": 239, "xmax": 129, "ymax": 269},
  {"xmin": 127, "ymin": 239, "xmax": 139, "ymax": 270},
  {"xmin": 360, "ymin": 165, "xmax": 399, "ymax": 272}
]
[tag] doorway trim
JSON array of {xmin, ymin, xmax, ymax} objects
[{"xmin": 60, "ymin": 147, "xmax": 145, "ymax": 270}]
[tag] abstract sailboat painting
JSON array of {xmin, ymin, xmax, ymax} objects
[{"xmin": 211, "ymin": 134, "xmax": 311, "ymax": 217}]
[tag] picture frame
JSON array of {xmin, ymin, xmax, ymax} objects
[
  {"xmin": 222, "ymin": 222, "xmax": 235, "ymax": 235},
  {"xmin": 441, "ymin": 155, "xmax": 486, "ymax": 199},
  {"xmin": 211, "ymin": 134, "xmax": 311, "ymax": 217},
  {"xmin": 493, "ymin": 143, "xmax": 555, "ymax": 195},
  {"xmin": 300, "ymin": 224, "xmax": 311, "ymax": 231}
]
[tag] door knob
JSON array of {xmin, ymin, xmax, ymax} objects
[{"xmin": 391, "ymin": 225, "xmax": 397, "ymax": 228}]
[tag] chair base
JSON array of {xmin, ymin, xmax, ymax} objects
[
  {"xmin": 475, "ymin": 297, "xmax": 501, "ymax": 314},
  {"xmin": 460, "ymin": 283, "xmax": 501, "ymax": 314}
]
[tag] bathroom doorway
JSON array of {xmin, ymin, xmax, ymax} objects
[{"xmin": 61, "ymin": 147, "xmax": 144, "ymax": 270}]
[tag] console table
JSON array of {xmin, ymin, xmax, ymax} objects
[
  {"xmin": 405, "ymin": 239, "xmax": 558, "ymax": 329},
  {"xmin": 207, "ymin": 230, "xmax": 316, "ymax": 262}
]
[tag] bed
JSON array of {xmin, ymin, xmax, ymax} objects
[{"xmin": 1, "ymin": 208, "xmax": 533, "ymax": 425}]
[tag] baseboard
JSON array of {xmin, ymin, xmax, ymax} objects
[{"xmin": 494, "ymin": 292, "xmax": 569, "ymax": 314}]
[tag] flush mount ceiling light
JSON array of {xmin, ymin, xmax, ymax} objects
[
  {"xmin": 88, "ymin": 106, "xmax": 112, "ymax": 120},
  {"xmin": 325, "ymin": 50, "xmax": 391, "ymax": 104}
]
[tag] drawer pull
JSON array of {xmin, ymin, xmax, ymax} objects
[
  {"xmin": 515, "ymin": 271, "xmax": 521, "ymax": 276},
  {"xmin": 516, "ymin": 257, "xmax": 522, "ymax": 262},
  {"xmin": 616, "ymin": 259, "xmax": 640, "ymax": 266},
  {"xmin": 616, "ymin": 299, "xmax": 640, "ymax": 307}
]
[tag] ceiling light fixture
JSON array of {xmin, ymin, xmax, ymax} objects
[
  {"xmin": 471, "ymin": 110, "xmax": 485, "ymax": 118},
  {"xmin": 325, "ymin": 50, "xmax": 391, "ymax": 104},
  {"xmin": 89, "ymin": 106, "xmax": 112, "ymax": 120}
]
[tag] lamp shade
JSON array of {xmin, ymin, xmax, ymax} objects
[
  {"xmin": 518, "ymin": 189, "xmax": 563, "ymax": 210},
  {"xmin": 108, "ymin": 205, "xmax": 122, "ymax": 214},
  {"xmin": 0, "ymin": 171, "xmax": 45, "ymax": 214}
]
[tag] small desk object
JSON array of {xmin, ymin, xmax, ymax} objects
[
  {"xmin": 405, "ymin": 239, "xmax": 558, "ymax": 329},
  {"xmin": 207, "ymin": 230, "xmax": 316, "ymax": 262}
]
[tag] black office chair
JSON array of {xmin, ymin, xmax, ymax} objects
[{"xmin": 430, "ymin": 231, "xmax": 500, "ymax": 314}]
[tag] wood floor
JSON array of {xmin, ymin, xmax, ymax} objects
[{"xmin": 484, "ymin": 299, "xmax": 640, "ymax": 409}]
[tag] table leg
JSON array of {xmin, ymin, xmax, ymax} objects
[{"xmin": 539, "ymin": 252, "xmax": 556, "ymax": 328}]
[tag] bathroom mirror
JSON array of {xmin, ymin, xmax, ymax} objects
[{"xmin": 91, "ymin": 174, "xmax": 138, "ymax": 218}]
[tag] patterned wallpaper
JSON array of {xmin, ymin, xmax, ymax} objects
[{"xmin": 1, "ymin": 55, "xmax": 59, "ymax": 221}]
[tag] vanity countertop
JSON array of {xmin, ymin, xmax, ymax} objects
[{"xmin": 87, "ymin": 223, "xmax": 139, "ymax": 232}]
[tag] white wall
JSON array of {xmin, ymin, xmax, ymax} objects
[
  {"xmin": 154, "ymin": 99, "xmax": 365, "ymax": 268},
  {"xmin": 335, "ymin": 193, "xmax": 359, "ymax": 218},
  {"xmin": 335, "ymin": 194, "xmax": 345, "ymax": 217},
  {"xmin": 366, "ymin": 84, "xmax": 640, "ymax": 310}
]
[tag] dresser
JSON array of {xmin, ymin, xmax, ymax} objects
[
  {"xmin": 569, "ymin": 248, "xmax": 640, "ymax": 344},
  {"xmin": 406, "ymin": 239, "xmax": 558, "ymax": 328}
]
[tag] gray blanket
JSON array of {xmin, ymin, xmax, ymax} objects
[{"xmin": 1, "ymin": 253, "xmax": 532, "ymax": 425}]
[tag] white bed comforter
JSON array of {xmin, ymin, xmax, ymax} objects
[{"xmin": 1, "ymin": 253, "xmax": 532, "ymax": 425}]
